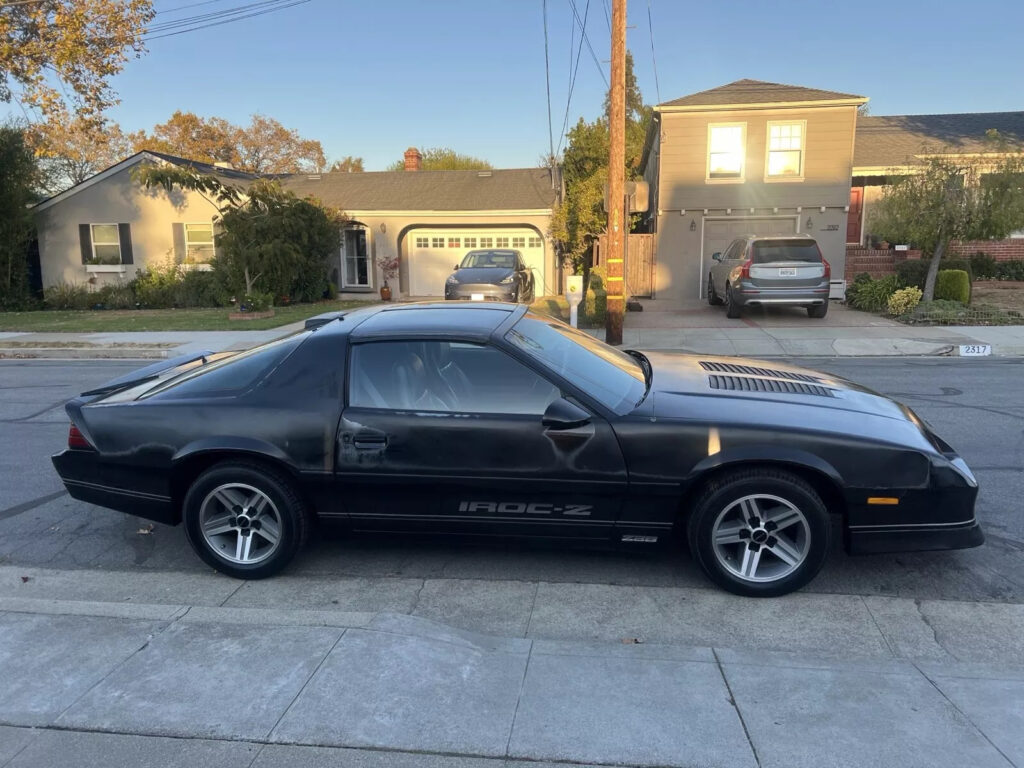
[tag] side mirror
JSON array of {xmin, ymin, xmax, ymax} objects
[
  {"xmin": 542, "ymin": 397, "xmax": 591, "ymax": 430},
  {"xmin": 712, "ymin": 252, "xmax": 722, "ymax": 262},
  {"xmin": 453, "ymin": 264, "xmax": 460, "ymax": 270}
]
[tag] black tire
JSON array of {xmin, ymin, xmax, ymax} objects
[
  {"xmin": 725, "ymin": 285, "xmax": 742, "ymax": 318},
  {"xmin": 183, "ymin": 461, "xmax": 310, "ymax": 579},
  {"xmin": 707, "ymin": 275, "xmax": 724, "ymax": 306},
  {"xmin": 686, "ymin": 468, "xmax": 831, "ymax": 597},
  {"xmin": 808, "ymin": 302, "xmax": 829, "ymax": 318}
]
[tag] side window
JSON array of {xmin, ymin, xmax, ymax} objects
[
  {"xmin": 349, "ymin": 341, "xmax": 560, "ymax": 415},
  {"xmin": 722, "ymin": 240, "xmax": 740, "ymax": 261}
]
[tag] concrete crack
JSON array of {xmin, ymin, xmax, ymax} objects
[
  {"xmin": 914, "ymin": 598, "xmax": 960, "ymax": 661},
  {"xmin": 408, "ymin": 579, "xmax": 426, "ymax": 614},
  {"xmin": 504, "ymin": 639, "xmax": 534, "ymax": 758},
  {"xmin": 712, "ymin": 648, "xmax": 762, "ymax": 768}
]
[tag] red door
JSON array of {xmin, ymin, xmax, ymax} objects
[{"xmin": 847, "ymin": 187, "xmax": 864, "ymax": 244}]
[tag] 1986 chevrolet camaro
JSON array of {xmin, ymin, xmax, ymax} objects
[{"xmin": 52, "ymin": 303, "xmax": 983, "ymax": 596}]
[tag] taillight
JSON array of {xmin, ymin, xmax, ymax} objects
[
  {"xmin": 68, "ymin": 424, "xmax": 93, "ymax": 450},
  {"xmin": 739, "ymin": 259, "xmax": 752, "ymax": 279},
  {"xmin": 818, "ymin": 246, "xmax": 831, "ymax": 280}
]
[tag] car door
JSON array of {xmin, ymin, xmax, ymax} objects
[
  {"xmin": 336, "ymin": 338, "xmax": 627, "ymax": 538},
  {"xmin": 712, "ymin": 239, "xmax": 740, "ymax": 292},
  {"xmin": 516, "ymin": 253, "xmax": 533, "ymax": 299}
]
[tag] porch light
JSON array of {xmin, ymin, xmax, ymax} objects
[
  {"xmin": 689, "ymin": 219, "xmax": 697, "ymax": 232},
  {"xmin": 806, "ymin": 217, "xmax": 814, "ymax": 229}
]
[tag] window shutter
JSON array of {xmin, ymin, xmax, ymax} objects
[
  {"xmin": 118, "ymin": 223, "xmax": 134, "ymax": 264},
  {"xmin": 172, "ymin": 223, "xmax": 185, "ymax": 263},
  {"xmin": 79, "ymin": 224, "xmax": 92, "ymax": 264}
]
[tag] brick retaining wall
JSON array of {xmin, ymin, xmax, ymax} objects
[{"xmin": 845, "ymin": 239, "xmax": 1024, "ymax": 280}]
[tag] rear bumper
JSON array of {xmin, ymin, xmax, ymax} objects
[
  {"xmin": 52, "ymin": 449, "xmax": 177, "ymax": 525},
  {"xmin": 735, "ymin": 283, "xmax": 829, "ymax": 306},
  {"xmin": 847, "ymin": 519, "xmax": 984, "ymax": 555}
]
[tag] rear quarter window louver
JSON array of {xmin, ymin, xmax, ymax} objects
[
  {"xmin": 700, "ymin": 360, "xmax": 823, "ymax": 383},
  {"xmin": 708, "ymin": 375, "xmax": 836, "ymax": 398}
]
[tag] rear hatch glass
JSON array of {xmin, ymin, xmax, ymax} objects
[{"xmin": 752, "ymin": 240, "xmax": 821, "ymax": 264}]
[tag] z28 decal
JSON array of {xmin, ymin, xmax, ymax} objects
[{"xmin": 458, "ymin": 501, "xmax": 593, "ymax": 517}]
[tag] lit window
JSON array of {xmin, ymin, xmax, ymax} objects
[
  {"xmin": 432, "ymin": 237, "xmax": 444, "ymax": 248},
  {"xmin": 448, "ymin": 237, "xmax": 461, "ymax": 248},
  {"xmin": 415, "ymin": 236, "xmax": 429, "ymax": 248},
  {"xmin": 528, "ymin": 237, "xmax": 542, "ymax": 248},
  {"xmin": 91, "ymin": 224, "xmax": 122, "ymax": 264},
  {"xmin": 479, "ymin": 237, "xmax": 493, "ymax": 248},
  {"xmin": 512, "ymin": 236, "xmax": 525, "ymax": 248},
  {"xmin": 496, "ymin": 237, "xmax": 509, "ymax": 247},
  {"xmin": 767, "ymin": 122, "xmax": 805, "ymax": 178},
  {"xmin": 464, "ymin": 237, "xmax": 477, "ymax": 248},
  {"xmin": 707, "ymin": 124, "xmax": 745, "ymax": 180},
  {"xmin": 184, "ymin": 223, "xmax": 215, "ymax": 264}
]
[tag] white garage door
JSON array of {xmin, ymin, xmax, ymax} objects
[
  {"xmin": 701, "ymin": 217, "xmax": 798, "ymax": 297},
  {"xmin": 407, "ymin": 229, "xmax": 545, "ymax": 297}
]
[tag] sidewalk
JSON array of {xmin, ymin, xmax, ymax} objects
[{"xmin": 1, "ymin": 569, "xmax": 1023, "ymax": 768}]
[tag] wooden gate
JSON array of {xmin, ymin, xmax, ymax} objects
[{"xmin": 594, "ymin": 233, "xmax": 655, "ymax": 298}]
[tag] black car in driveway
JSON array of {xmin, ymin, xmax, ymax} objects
[
  {"xmin": 445, "ymin": 249, "xmax": 535, "ymax": 303},
  {"xmin": 52, "ymin": 303, "xmax": 983, "ymax": 597}
]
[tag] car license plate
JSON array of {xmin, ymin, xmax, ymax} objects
[
  {"xmin": 779, "ymin": 268, "xmax": 797, "ymax": 276},
  {"xmin": 470, "ymin": 293, "xmax": 484, "ymax": 301}
]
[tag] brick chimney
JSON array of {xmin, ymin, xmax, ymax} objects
[{"xmin": 403, "ymin": 147, "xmax": 422, "ymax": 172}]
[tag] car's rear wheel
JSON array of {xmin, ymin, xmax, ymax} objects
[
  {"xmin": 687, "ymin": 468, "xmax": 831, "ymax": 597},
  {"xmin": 808, "ymin": 302, "xmax": 829, "ymax": 318},
  {"xmin": 183, "ymin": 462, "xmax": 309, "ymax": 579},
  {"xmin": 708, "ymin": 275, "xmax": 724, "ymax": 306},
  {"xmin": 725, "ymin": 285, "xmax": 742, "ymax": 318}
]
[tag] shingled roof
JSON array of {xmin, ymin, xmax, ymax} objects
[
  {"xmin": 280, "ymin": 168, "xmax": 559, "ymax": 212},
  {"xmin": 853, "ymin": 112, "xmax": 1024, "ymax": 169},
  {"xmin": 659, "ymin": 79, "xmax": 866, "ymax": 108}
]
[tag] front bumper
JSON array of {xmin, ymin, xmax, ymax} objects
[
  {"xmin": 847, "ymin": 519, "xmax": 984, "ymax": 554},
  {"xmin": 445, "ymin": 283, "xmax": 516, "ymax": 301},
  {"xmin": 735, "ymin": 282, "xmax": 829, "ymax": 307}
]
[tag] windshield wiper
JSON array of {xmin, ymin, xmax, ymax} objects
[{"xmin": 625, "ymin": 349, "xmax": 652, "ymax": 405}]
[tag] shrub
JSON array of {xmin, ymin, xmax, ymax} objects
[
  {"xmin": 935, "ymin": 270, "xmax": 971, "ymax": 304},
  {"xmin": 44, "ymin": 282, "xmax": 94, "ymax": 310},
  {"xmin": 846, "ymin": 274, "xmax": 899, "ymax": 312},
  {"xmin": 584, "ymin": 265, "xmax": 607, "ymax": 324},
  {"xmin": 995, "ymin": 260, "xmax": 1024, "ymax": 281},
  {"xmin": 887, "ymin": 286, "xmax": 923, "ymax": 316},
  {"xmin": 96, "ymin": 283, "xmax": 136, "ymax": 310},
  {"xmin": 895, "ymin": 258, "xmax": 974, "ymax": 290},
  {"xmin": 174, "ymin": 269, "xmax": 228, "ymax": 308},
  {"xmin": 969, "ymin": 252, "xmax": 998, "ymax": 279},
  {"xmin": 239, "ymin": 291, "xmax": 273, "ymax": 312}
]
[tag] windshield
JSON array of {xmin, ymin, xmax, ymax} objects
[
  {"xmin": 504, "ymin": 314, "xmax": 646, "ymax": 413},
  {"xmin": 752, "ymin": 240, "xmax": 822, "ymax": 264},
  {"xmin": 461, "ymin": 250, "xmax": 517, "ymax": 269}
]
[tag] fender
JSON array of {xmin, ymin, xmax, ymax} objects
[
  {"xmin": 172, "ymin": 436, "xmax": 297, "ymax": 470},
  {"xmin": 682, "ymin": 443, "xmax": 844, "ymax": 492}
]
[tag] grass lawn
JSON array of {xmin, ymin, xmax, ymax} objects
[
  {"xmin": 972, "ymin": 281, "xmax": 1024, "ymax": 314},
  {"xmin": 0, "ymin": 300, "xmax": 376, "ymax": 333}
]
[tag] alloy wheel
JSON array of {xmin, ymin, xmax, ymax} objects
[
  {"xmin": 199, "ymin": 482, "xmax": 283, "ymax": 565},
  {"xmin": 710, "ymin": 494, "xmax": 811, "ymax": 582}
]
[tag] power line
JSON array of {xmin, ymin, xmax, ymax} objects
[
  {"xmin": 542, "ymin": 0, "xmax": 555, "ymax": 165},
  {"xmin": 156, "ymin": 0, "xmax": 234, "ymax": 14},
  {"xmin": 601, "ymin": 0, "xmax": 611, "ymax": 33},
  {"xmin": 143, "ymin": 0, "xmax": 310, "ymax": 39},
  {"xmin": 647, "ymin": 0, "xmax": 661, "ymax": 103},
  {"xmin": 567, "ymin": 0, "xmax": 608, "ymax": 89},
  {"xmin": 557, "ymin": 0, "xmax": 592, "ymax": 156}
]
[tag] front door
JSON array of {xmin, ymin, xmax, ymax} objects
[
  {"xmin": 847, "ymin": 187, "xmax": 864, "ymax": 245},
  {"xmin": 337, "ymin": 339, "xmax": 627, "ymax": 538}
]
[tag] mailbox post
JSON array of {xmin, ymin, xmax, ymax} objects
[{"xmin": 565, "ymin": 275, "xmax": 584, "ymax": 328}]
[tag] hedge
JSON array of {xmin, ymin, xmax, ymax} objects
[
  {"xmin": 934, "ymin": 270, "xmax": 971, "ymax": 304},
  {"xmin": 895, "ymin": 258, "xmax": 974, "ymax": 291}
]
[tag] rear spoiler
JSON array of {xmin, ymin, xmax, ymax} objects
[{"xmin": 80, "ymin": 349, "xmax": 216, "ymax": 397}]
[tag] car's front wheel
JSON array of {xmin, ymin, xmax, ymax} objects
[
  {"xmin": 707, "ymin": 275, "xmax": 724, "ymax": 306},
  {"xmin": 183, "ymin": 461, "xmax": 310, "ymax": 579},
  {"xmin": 687, "ymin": 468, "xmax": 831, "ymax": 597}
]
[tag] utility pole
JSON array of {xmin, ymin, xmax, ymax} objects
[{"xmin": 605, "ymin": 0, "xmax": 626, "ymax": 345}]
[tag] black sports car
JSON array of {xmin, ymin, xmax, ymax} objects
[
  {"xmin": 52, "ymin": 302, "xmax": 983, "ymax": 597},
  {"xmin": 445, "ymin": 249, "xmax": 535, "ymax": 303}
]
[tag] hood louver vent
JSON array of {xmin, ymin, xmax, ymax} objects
[
  {"xmin": 700, "ymin": 360, "xmax": 823, "ymax": 383},
  {"xmin": 708, "ymin": 375, "xmax": 836, "ymax": 398}
]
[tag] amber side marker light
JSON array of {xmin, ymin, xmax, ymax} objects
[{"xmin": 867, "ymin": 497, "xmax": 900, "ymax": 505}]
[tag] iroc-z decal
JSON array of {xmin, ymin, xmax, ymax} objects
[{"xmin": 458, "ymin": 501, "xmax": 593, "ymax": 517}]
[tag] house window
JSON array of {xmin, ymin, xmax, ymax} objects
[
  {"xmin": 448, "ymin": 237, "xmax": 461, "ymax": 248},
  {"xmin": 432, "ymin": 237, "xmax": 444, "ymax": 248},
  {"xmin": 479, "ymin": 237, "xmax": 493, "ymax": 248},
  {"xmin": 496, "ymin": 237, "xmax": 510, "ymax": 247},
  {"xmin": 343, "ymin": 228, "xmax": 371, "ymax": 288},
  {"xmin": 707, "ymin": 124, "xmax": 745, "ymax": 181},
  {"xmin": 184, "ymin": 223, "xmax": 215, "ymax": 263},
  {"xmin": 528, "ymin": 237, "xmax": 542, "ymax": 248},
  {"xmin": 766, "ymin": 121, "xmax": 805, "ymax": 179},
  {"xmin": 91, "ymin": 224, "xmax": 122, "ymax": 264},
  {"xmin": 464, "ymin": 237, "xmax": 477, "ymax": 248},
  {"xmin": 512, "ymin": 236, "xmax": 526, "ymax": 248},
  {"xmin": 415, "ymin": 236, "xmax": 429, "ymax": 248}
]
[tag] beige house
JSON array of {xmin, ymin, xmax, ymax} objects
[
  {"xmin": 33, "ymin": 148, "xmax": 560, "ymax": 300},
  {"xmin": 640, "ymin": 80, "xmax": 867, "ymax": 302}
]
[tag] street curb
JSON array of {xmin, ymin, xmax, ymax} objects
[{"xmin": 0, "ymin": 348, "xmax": 170, "ymax": 360}]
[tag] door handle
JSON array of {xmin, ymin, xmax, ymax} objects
[{"xmin": 352, "ymin": 430, "xmax": 387, "ymax": 450}]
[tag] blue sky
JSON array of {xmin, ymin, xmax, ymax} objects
[{"xmin": 16, "ymin": 0, "xmax": 1024, "ymax": 170}]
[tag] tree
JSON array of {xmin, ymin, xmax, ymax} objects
[
  {"xmin": 0, "ymin": 0, "xmax": 154, "ymax": 123},
  {"xmin": 386, "ymin": 147, "xmax": 492, "ymax": 171},
  {"xmin": 870, "ymin": 131, "xmax": 1024, "ymax": 300},
  {"xmin": 551, "ymin": 52, "xmax": 652, "ymax": 271},
  {"xmin": 30, "ymin": 108, "xmax": 134, "ymax": 194},
  {"xmin": 0, "ymin": 124, "xmax": 38, "ymax": 308},
  {"xmin": 136, "ymin": 111, "xmax": 237, "ymax": 165},
  {"xmin": 329, "ymin": 156, "xmax": 365, "ymax": 173}
]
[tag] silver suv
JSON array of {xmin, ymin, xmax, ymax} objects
[{"xmin": 708, "ymin": 234, "xmax": 831, "ymax": 319}]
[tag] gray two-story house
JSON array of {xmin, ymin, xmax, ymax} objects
[{"xmin": 640, "ymin": 79, "xmax": 867, "ymax": 302}]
